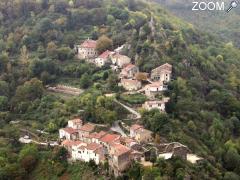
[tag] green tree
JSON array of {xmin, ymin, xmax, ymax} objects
[
  {"xmin": 96, "ymin": 35, "xmax": 113, "ymax": 53},
  {"xmin": 80, "ymin": 73, "xmax": 92, "ymax": 89},
  {"xmin": 19, "ymin": 144, "xmax": 38, "ymax": 162},
  {"xmin": 0, "ymin": 96, "xmax": 8, "ymax": 111}
]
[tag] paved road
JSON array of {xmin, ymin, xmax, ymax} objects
[
  {"xmin": 110, "ymin": 120, "xmax": 127, "ymax": 137},
  {"xmin": 111, "ymin": 99, "xmax": 142, "ymax": 136},
  {"xmin": 114, "ymin": 99, "xmax": 141, "ymax": 119}
]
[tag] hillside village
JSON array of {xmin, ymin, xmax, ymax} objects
[
  {"xmin": 1, "ymin": 0, "xmax": 240, "ymax": 179},
  {"xmin": 75, "ymin": 38, "xmax": 173, "ymax": 111},
  {"xmin": 58, "ymin": 38, "xmax": 203, "ymax": 177}
]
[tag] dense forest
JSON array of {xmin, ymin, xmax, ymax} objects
[{"xmin": 0, "ymin": 0, "xmax": 240, "ymax": 179}]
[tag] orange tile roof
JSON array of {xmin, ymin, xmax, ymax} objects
[
  {"xmin": 98, "ymin": 50, "xmax": 113, "ymax": 59},
  {"xmin": 80, "ymin": 39, "xmax": 97, "ymax": 48},
  {"xmin": 89, "ymin": 131, "xmax": 107, "ymax": 139},
  {"xmin": 130, "ymin": 124, "xmax": 143, "ymax": 131},
  {"xmin": 62, "ymin": 140, "xmax": 82, "ymax": 147},
  {"xmin": 61, "ymin": 127, "xmax": 78, "ymax": 134},
  {"xmin": 100, "ymin": 133, "xmax": 120, "ymax": 144},
  {"xmin": 86, "ymin": 143, "xmax": 103, "ymax": 151},
  {"xmin": 111, "ymin": 143, "xmax": 131, "ymax": 156},
  {"xmin": 79, "ymin": 123, "xmax": 95, "ymax": 132},
  {"xmin": 147, "ymin": 82, "xmax": 163, "ymax": 88},
  {"xmin": 123, "ymin": 64, "xmax": 136, "ymax": 71}
]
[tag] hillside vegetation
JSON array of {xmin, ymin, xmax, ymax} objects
[
  {"xmin": 155, "ymin": 0, "xmax": 240, "ymax": 47},
  {"xmin": 0, "ymin": 0, "xmax": 240, "ymax": 179}
]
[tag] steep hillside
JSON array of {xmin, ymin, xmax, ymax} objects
[
  {"xmin": 155, "ymin": 0, "xmax": 240, "ymax": 47},
  {"xmin": 0, "ymin": 0, "xmax": 240, "ymax": 179}
]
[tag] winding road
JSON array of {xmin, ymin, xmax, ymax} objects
[{"xmin": 110, "ymin": 99, "xmax": 142, "ymax": 136}]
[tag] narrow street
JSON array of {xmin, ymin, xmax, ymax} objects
[{"xmin": 110, "ymin": 120, "xmax": 127, "ymax": 137}]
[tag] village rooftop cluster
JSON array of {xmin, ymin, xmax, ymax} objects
[
  {"xmin": 75, "ymin": 38, "xmax": 173, "ymax": 112},
  {"xmin": 59, "ymin": 118, "xmax": 202, "ymax": 177},
  {"xmin": 57, "ymin": 38, "xmax": 203, "ymax": 177}
]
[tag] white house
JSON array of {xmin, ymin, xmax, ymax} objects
[{"xmin": 71, "ymin": 142, "xmax": 105, "ymax": 165}]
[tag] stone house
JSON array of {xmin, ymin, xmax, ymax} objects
[
  {"xmin": 143, "ymin": 97, "xmax": 170, "ymax": 112},
  {"xmin": 76, "ymin": 39, "xmax": 98, "ymax": 59},
  {"xmin": 109, "ymin": 143, "xmax": 131, "ymax": 177},
  {"xmin": 59, "ymin": 127, "xmax": 78, "ymax": 140},
  {"xmin": 144, "ymin": 82, "xmax": 168, "ymax": 98},
  {"xmin": 89, "ymin": 131, "xmax": 107, "ymax": 144},
  {"xmin": 61, "ymin": 140, "xmax": 84, "ymax": 156},
  {"xmin": 130, "ymin": 124, "xmax": 144, "ymax": 138},
  {"xmin": 95, "ymin": 50, "xmax": 114, "ymax": 67},
  {"xmin": 120, "ymin": 79, "xmax": 142, "ymax": 91},
  {"xmin": 119, "ymin": 64, "xmax": 139, "ymax": 79},
  {"xmin": 151, "ymin": 63, "xmax": 172, "ymax": 82},
  {"xmin": 130, "ymin": 124, "xmax": 153, "ymax": 143},
  {"xmin": 78, "ymin": 123, "xmax": 96, "ymax": 140},
  {"xmin": 111, "ymin": 53, "xmax": 131, "ymax": 68},
  {"xmin": 135, "ymin": 128, "xmax": 153, "ymax": 143},
  {"xmin": 99, "ymin": 133, "xmax": 121, "ymax": 151},
  {"xmin": 68, "ymin": 118, "xmax": 83, "ymax": 129}
]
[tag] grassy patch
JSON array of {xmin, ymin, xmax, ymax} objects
[{"xmin": 120, "ymin": 93, "xmax": 147, "ymax": 105}]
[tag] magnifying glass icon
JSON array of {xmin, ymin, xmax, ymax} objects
[{"xmin": 226, "ymin": 1, "xmax": 238, "ymax": 13}]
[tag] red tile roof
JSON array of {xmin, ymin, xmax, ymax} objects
[
  {"xmin": 100, "ymin": 133, "xmax": 120, "ymax": 144},
  {"xmin": 110, "ymin": 143, "xmax": 131, "ymax": 156},
  {"xmin": 79, "ymin": 123, "xmax": 95, "ymax": 132},
  {"xmin": 80, "ymin": 39, "xmax": 97, "ymax": 49},
  {"xmin": 98, "ymin": 50, "xmax": 113, "ymax": 59},
  {"xmin": 61, "ymin": 127, "xmax": 78, "ymax": 134}
]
